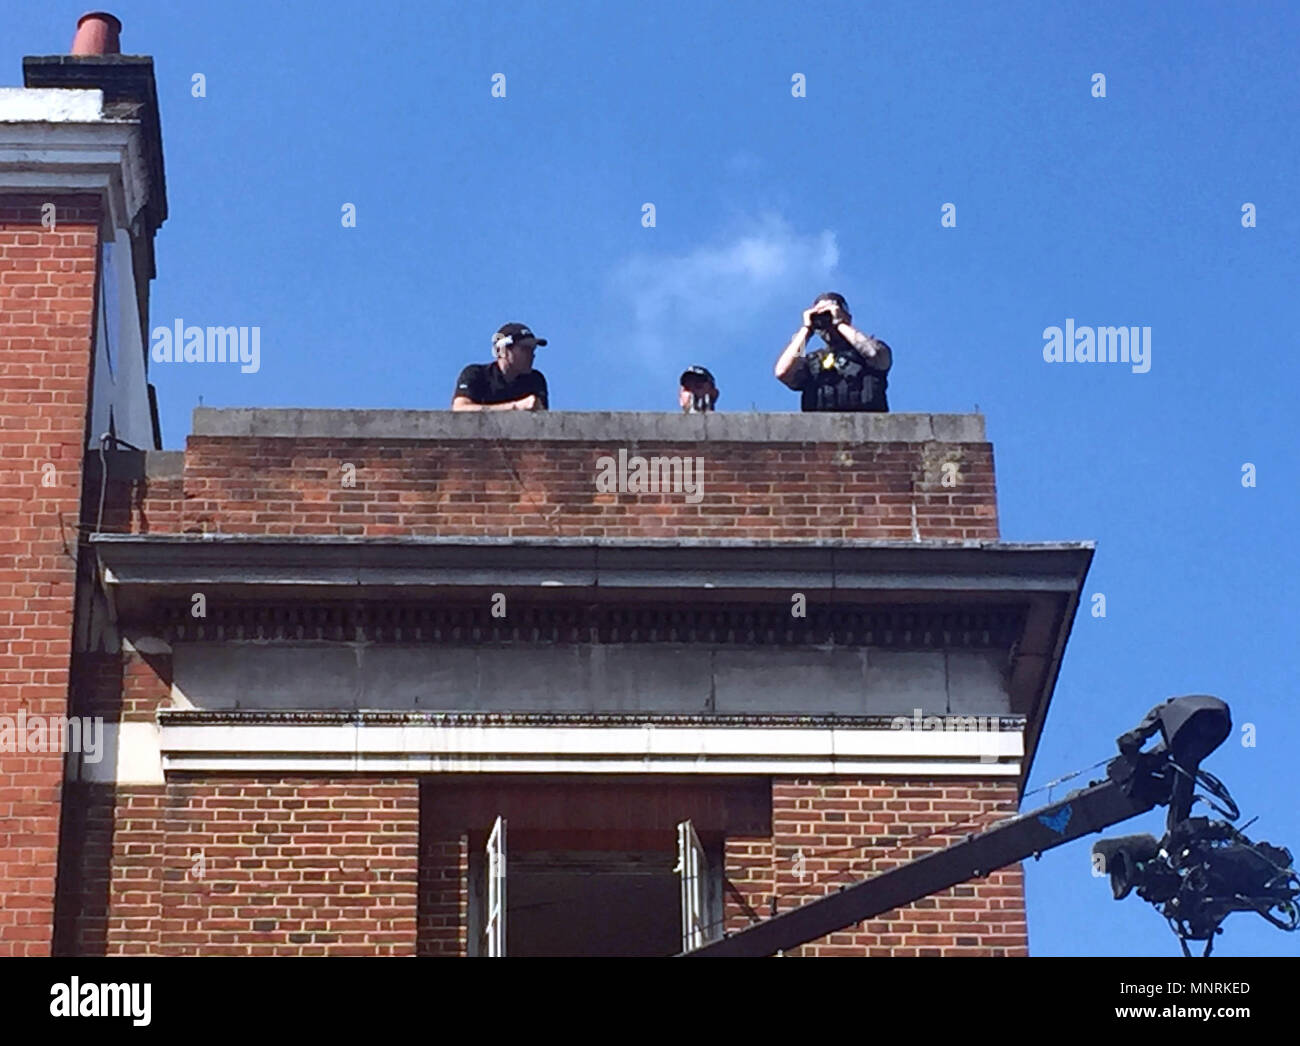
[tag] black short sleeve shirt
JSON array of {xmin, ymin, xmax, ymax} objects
[{"xmin": 453, "ymin": 363, "xmax": 549, "ymax": 408}]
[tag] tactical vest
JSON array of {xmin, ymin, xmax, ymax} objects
[{"xmin": 801, "ymin": 345, "xmax": 889, "ymax": 412}]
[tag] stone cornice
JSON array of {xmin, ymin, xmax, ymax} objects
[
  {"xmin": 0, "ymin": 110, "xmax": 149, "ymax": 232},
  {"xmin": 93, "ymin": 534, "xmax": 1093, "ymax": 595}
]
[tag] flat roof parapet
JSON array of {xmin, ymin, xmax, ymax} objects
[{"xmin": 190, "ymin": 409, "xmax": 987, "ymax": 443}]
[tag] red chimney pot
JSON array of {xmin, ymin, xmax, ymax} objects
[{"xmin": 71, "ymin": 12, "xmax": 123, "ymax": 55}]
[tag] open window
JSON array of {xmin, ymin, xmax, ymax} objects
[{"xmin": 471, "ymin": 817, "xmax": 722, "ymax": 957}]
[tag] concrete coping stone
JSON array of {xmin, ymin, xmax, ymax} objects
[{"xmin": 191, "ymin": 408, "xmax": 987, "ymax": 444}]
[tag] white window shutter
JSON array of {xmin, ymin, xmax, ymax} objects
[
  {"xmin": 486, "ymin": 816, "xmax": 506, "ymax": 957},
  {"xmin": 676, "ymin": 819, "xmax": 706, "ymax": 952}
]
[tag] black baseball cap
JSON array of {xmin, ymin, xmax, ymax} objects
[
  {"xmin": 680, "ymin": 365, "xmax": 716, "ymax": 386},
  {"xmin": 494, "ymin": 322, "xmax": 547, "ymax": 348}
]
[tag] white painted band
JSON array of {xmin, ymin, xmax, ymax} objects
[{"xmin": 150, "ymin": 722, "xmax": 1023, "ymax": 778}]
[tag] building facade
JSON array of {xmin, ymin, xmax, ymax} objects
[{"xmin": 0, "ymin": 31, "xmax": 1091, "ymax": 957}]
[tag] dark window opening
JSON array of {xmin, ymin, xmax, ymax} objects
[{"xmin": 507, "ymin": 850, "xmax": 679, "ymax": 957}]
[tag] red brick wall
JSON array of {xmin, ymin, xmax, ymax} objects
[
  {"xmin": 59, "ymin": 773, "xmax": 1025, "ymax": 955},
  {"xmin": 57, "ymin": 785, "xmax": 165, "ymax": 955},
  {"xmin": 59, "ymin": 778, "xmax": 420, "ymax": 955},
  {"xmin": 417, "ymin": 832, "xmax": 468, "ymax": 956},
  {"xmin": 70, "ymin": 647, "xmax": 171, "ymax": 721},
  {"xmin": 0, "ymin": 193, "xmax": 102, "ymax": 955},
  {"xmin": 134, "ymin": 473, "xmax": 182, "ymax": 532},
  {"xmin": 725, "ymin": 778, "xmax": 1027, "ymax": 956},
  {"xmin": 90, "ymin": 454, "xmax": 182, "ymax": 536},
  {"xmin": 149, "ymin": 437, "xmax": 998, "ymax": 540}
]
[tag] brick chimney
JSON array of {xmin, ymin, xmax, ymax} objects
[{"xmin": 0, "ymin": 13, "xmax": 166, "ymax": 956}]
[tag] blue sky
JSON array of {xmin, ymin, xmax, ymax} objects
[{"xmin": 11, "ymin": 0, "xmax": 1299, "ymax": 956}]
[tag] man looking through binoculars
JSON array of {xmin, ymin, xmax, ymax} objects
[{"xmin": 774, "ymin": 292, "xmax": 892, "ymax": 412}]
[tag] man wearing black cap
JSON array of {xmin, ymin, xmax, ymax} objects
[
  {"xmin": 679, "ymin": 365, "xmax": 719, "ymax": 412},
  {"xmin": 774, "ymin": 292, "xmax": 892, "ymax": 412},
  {"xmin": 451, "ymin": 323, "xmax": 550, "ymax": 411}
]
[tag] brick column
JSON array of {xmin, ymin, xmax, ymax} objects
[{"xmin": 0, "ymin": 193, "xmax": 102, "ymax": 955}]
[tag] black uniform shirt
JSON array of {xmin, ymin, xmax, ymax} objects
[
  {"xmin": 790, "ymin": 334, "xmax": 891, "ymax": 412},
  {"xmin": 453, "ymin": 363, "xmax": 549, "ymax": 408}
]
